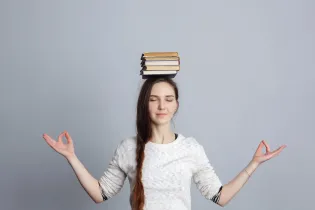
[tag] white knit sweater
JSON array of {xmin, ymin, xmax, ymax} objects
[{"xmin": 98, "ymin": 133, "xmax": 223, "ymax": 210}]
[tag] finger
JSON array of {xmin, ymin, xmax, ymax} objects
[
  {"xmin": 262, "ymin": 140, "xmax": 271, "ymax": 153},
  {"xmin": 269, "ymin": 145, "xmax": 286, "ymax": 157},
  {"xmin": 58, "ymin": 131, "xmax": 66, "ymax": 143},
  {"xmin": 43, "ymin": 134, "xmax": 56, "ymax": 147},
  {"xmin": 254, "ymin": 141, "xmax": 265, "ymax": 156},
  {"xmin": 65, "ymin": 131, "xmax": 73, "ymax": 145}
]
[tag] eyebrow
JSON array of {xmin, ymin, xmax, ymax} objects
[{"xmin": 150, "ymin": 95, "xmax": 175, "ymax": 97}]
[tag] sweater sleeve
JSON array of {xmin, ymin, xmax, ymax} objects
[
  {"xmin": 192, "ymin": 144, "xmax": 223, "ymax": 202},
  {"xmin": 98, "ymin": 141, "xmax": 127, "ymax": 200}
]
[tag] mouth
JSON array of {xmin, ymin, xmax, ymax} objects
[{"xmin": 156, "ymin": 113, "xmax": 167, "ymax": 116}]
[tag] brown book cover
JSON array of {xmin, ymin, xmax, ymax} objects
[
  {"xmin": 142, "ymin": 52, "xmax": 178, "ymax": 57},
  {"xmin": 142, "ymin": 65, "xmax": 180, "ymax": 71},
  {"xmin": 141, "ymin": 56, "xmax": 179, "ymax": 61}
]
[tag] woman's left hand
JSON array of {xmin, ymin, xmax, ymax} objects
[{"xmin": 252, "ymin": 140, "xmax": 287, "ymax": 165}]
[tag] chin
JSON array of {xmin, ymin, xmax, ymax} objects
[{"xmin": 151, "ymin": 118, "xmax": 171, "ymax": 126}]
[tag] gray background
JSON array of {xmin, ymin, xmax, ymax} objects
[{"xmin": 1, "ymin": 0, "xmax": 314, "ymax": 210}]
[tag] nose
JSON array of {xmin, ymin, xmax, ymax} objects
[{"xmin": 158, "ymin": 100, "xmax": 165, "ymax": 110}]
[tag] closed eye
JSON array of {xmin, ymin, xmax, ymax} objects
[{"xmin": 149, "ymin": 95, "xmax": 175, "ymax": 102}]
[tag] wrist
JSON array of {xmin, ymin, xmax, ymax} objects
[
  {"xmin": 245, "ymin": 160, "xmax": 260, "ymax": 175},
  {"xmin": 66, "ymin": 154, "xmax": 78, "ymax": 162}
]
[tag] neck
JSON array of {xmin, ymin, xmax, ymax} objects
[{"xmin": 149, "ymin": 123, "xmax": 175, "ymax": 144}]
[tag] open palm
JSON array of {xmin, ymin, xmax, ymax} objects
[{"xmin": 43, "ymin": 131, "xmax": 75, "ymax": 158}]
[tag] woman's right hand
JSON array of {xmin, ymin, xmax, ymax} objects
[{"xmin": 43, "ymin": 131, "xmax": 75, "ymax": 159}]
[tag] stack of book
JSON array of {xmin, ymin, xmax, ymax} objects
[{"xmin": 140, "ymin": 52, "xmax": 180, "ymax": 78}]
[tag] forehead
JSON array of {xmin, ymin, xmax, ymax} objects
[{"xmin": 150, "ymin": 82, "xmax": 175, "ymax": 96}]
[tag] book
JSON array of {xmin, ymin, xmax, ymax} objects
[
  {"xmin": 141, "ymin": 60, "xmax": 180, "ymax": 66},
  {"xmin": 140, "ymin": 70, "xmax": 177, "ymax": 79},
  {"xmin": 141, "ymin": 52, "xmax": 178, "ymax": 57},
  {"xmin": 141, "ymin": 74, "xmax": 176, "ymax": 79},
  {"xmin": 141, "ymin": 56, "xmax": 179, "ymax": 61},
  {"xmin": 141, "ymin": 70, "xmax": 178, "ymax": 75},
  {"xmin": 140, "ymin": 52, "xmax": 180, "ymax": 78},
  {"xmin": 142, "ymin": 65, "xmax": 180, "ymax": 71}
]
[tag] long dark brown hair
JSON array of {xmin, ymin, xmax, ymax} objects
[{"xmin": 131, "ymin": 76, "xmax": 179, "ymax": 210}]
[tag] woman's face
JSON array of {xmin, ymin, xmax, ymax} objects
[{"xmin": 148, "ymin": 82, "xmax": 178, "ymax": 126}]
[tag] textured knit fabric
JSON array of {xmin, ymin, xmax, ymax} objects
[{"xmin": 98, "ymin": 133, "xmax": 223, "ymax": 210}]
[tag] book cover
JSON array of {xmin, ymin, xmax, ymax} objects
[
  {"xmin": 142, "ymin": 52, "xmax": 178, "ymax": 57},
  {"xmin": 141, "ymin": 56, "xmax": 179, "ymax": 61}
]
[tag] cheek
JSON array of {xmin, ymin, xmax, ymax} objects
[
  {"xmin": 169, "ymin": 103, "xmax": 178, "ymax": 113},
  {"xmin": 148, "ymin": 103, "xmax": 157, "ymax": 113}
]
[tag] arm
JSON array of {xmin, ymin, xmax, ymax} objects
[
  {"xmin": 67, "ymin": 142, "xmax": 128, "ymax": 204},
  {"xmin": 43, "ymin": 132, "xmax": 127, "ymax": 204},
  {"xmin": 43, "ymin": 132, "xmax": 105, "ymax": 204},
  {"xmin": 217, "ymin": 140, "xmax": 286, "ymax": 207},
  {"xmin": 67, "ymin": 155, "xmax": 104, "ymax": 203},
  {"xmin": 216, "ymin": 160, "xmax": 259, "ymax": 207}
]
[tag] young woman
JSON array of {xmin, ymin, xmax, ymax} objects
[{"xmin": 43, "ymin": 76, "xmax": 286, "ymax": 210}]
